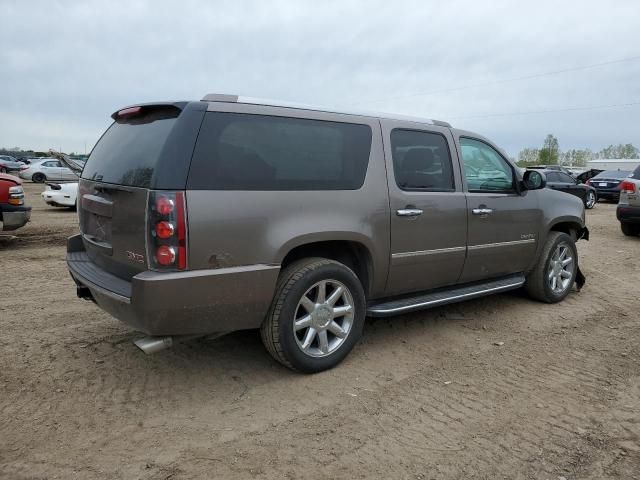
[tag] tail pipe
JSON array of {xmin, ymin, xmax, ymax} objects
[
  {"xmin": 134, "ymin": 336, "xmax": 174, "ymax": 354},
  {"xmin": 134, "ymin": 333, "xmax": 227, "ymax": 354}
]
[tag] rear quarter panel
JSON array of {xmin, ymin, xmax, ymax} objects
[{"xmin": 186, "ymin": 104, "xmax": 390, "ymax": 298}]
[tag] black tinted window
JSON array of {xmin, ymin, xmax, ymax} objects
[
  {"xmin": 82, "ymin": 107, "xmax": 179, "ymax": 187},
  {"xmin": 390, "ymin": 129, "xmax": 454, "ymax": 191},
  {"xmin": 545, "ymin": 172, "xmax": 560, "ymax": 182},
  {"xmin": 594, "ymin": 170, "xmax": 632, "ymax": 179},
  {"xmin": 189, "ymin": 113, "xmax": 372, "ymax": 190},
  {"xmin": 557, "ymin": 173, "xmax": 575, "ymax": 183}
]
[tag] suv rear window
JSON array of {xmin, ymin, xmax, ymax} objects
[
  {"xmin": 82, "ymin": 107, "xmax": 180, "ymax": 187},
  {"xmin": 188, "ymin": 112, "xmax": 372, "ymax": 190}
]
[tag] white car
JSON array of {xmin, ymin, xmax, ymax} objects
[
  {"xmin": 19, "ymin": 159, "xmax": 77, "ymax": 183},
  {"xmin": 41, "ymin": 182, "xmax": 78, "ymax": 208}
]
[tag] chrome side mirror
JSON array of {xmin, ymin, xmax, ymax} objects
[{"xmin": 523, "ymin": 170, "xmax": 546, "ymax": 190}]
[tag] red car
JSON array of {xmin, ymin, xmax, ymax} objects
[{"xmin": 0, "ymin": 173, "xmax": 31, "ymax": 231}]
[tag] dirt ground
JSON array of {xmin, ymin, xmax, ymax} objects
[{"xmin": 1, "ymin": 183, "xmax": 639, "ymax": 480}]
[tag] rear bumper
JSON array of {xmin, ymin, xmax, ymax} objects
[
  {"xmin": 66, "ymin": 234, "xmax": 280, "ymax": 335},
  {"xmin": 617, "ymin": 205, "xmax": 640, "ymax": 224},
  {"xmin": 593, "ymin": 189, "xmax": 620, "ymax": 199},
  {"xmin": 1, "ymin": 204, "xmax": 31, "ymax": 231},
  {"xmin": 42, "ymin": 191, "xmax": 75, "ymax": 207}
]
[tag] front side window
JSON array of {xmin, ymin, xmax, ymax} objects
[
  {"xmin": 390, "ymin": 129, "xmax": 455, "ymax": 191},
  {"xmin": 189, "ymin": 112, "xmax": 372, "ymax": 190},
  {"xmin": 460, "ymin": 137, "xmax": 514, "ymax": 193}
]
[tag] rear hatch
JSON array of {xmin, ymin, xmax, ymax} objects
[{"xmin": 78, "ymin": 102, "xmax": 206, "ymax": 280}]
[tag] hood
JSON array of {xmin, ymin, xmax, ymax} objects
[{"xmin": 0, "ymin": 173, "xmax": 22, "ymax": 184}]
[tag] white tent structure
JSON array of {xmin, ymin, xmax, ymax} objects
[{"xmin": 587, "ymin": 159, "xmax": 640, "ymax": 171}]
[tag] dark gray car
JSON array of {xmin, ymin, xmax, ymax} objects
[{"xmin": 67, "ymin": 94, "xmax": 589, "ymax": 372}]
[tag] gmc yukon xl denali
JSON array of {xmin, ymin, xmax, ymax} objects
[{"xmin": 67, "ymin": 94, "xmax": 588, "ymax": 372}]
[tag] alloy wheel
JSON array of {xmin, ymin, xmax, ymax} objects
[
  {"xmin": 293, "ymin": 279, "xmax": 355, "ymax": 358},
  {"xmin": 547, "ymin": 242, "xmax": 575, "ymax": 294}
]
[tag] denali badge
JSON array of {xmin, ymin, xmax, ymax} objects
[
  {"xmin": 521, "ymin": 233, "xmax": 536, "ymax": 240},
  {"xmin": 126, "ymin": 251, "xmax": 145, "ymax": 264}
]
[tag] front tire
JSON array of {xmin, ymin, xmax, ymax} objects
[
  {"xmin": 525, "ymin": 232, "xmax": 578, "ymax": 303},
  {"xmin": 621, "ymin": 222, "xmax": 640, "ymax": 236},
  {"xmin": 260, "ymin": 258, "xmax": 366, "ymax": 373}
]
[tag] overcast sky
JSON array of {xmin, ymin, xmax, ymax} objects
[{"xmin": 1, "ymin": 0, "xmax": 639, "ymax": 157}]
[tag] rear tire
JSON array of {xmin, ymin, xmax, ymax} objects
[
  {"xmin": 525, "ymin": 232, "xmax": 578, "ymax": 303},
  {"xmin": 32, "ymin": 173, "xmax": 46, "ymax": 183},
  {"xmin": 260, "ymin": 258, "xmax": 366, "ymax": 373},
  {"xmin": 585, "ymin": 191, "xmax": 596, "ymax": 209},
  {"xmin": 621, "ymin": 222, "xmax": 640, "ymax": 236}
]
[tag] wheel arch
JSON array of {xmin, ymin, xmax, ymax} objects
[{"xmin": 279, "ymin": 238, "xmax": 375, "ymax": 298}]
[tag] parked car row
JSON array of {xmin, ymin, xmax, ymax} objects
[
  {"xmin": 0, "ymin": 155, "xmax": 25, "ymax": 174},
  {"xmin": 539, "ymin": 168, "xmax": 597, "ymax": 209},
  {"xmin": 19, "ymin": 158, "xmax": 78, "ymax": 183},
  {"xmin": 585, "ymin": 169, "xmax": 633, "ymax": 202}
]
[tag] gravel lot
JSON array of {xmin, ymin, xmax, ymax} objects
[{"xmin": 1, "ymin": 183, "xmax": 639, "ymax": 479}]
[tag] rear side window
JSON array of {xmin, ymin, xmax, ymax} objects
[
  {"xmin": 390, "ymin": 129, "xmax": 454, "ymax": 191},
  {"xmin": 82, "ymin": 107, "xmax": 180, "ymax": 188},
  {"xmin": 188, "ymin": 112, "xmax": 372, "ymax": 190},
  {"xmin": 557, "ymin": 173, "xmax": 575, "ymax": 183}
]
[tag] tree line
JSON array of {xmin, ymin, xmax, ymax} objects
[{"xmin": 516, "ymin": 135, "xmax": 639, "ymax": 168}]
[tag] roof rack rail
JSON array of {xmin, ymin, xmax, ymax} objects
[{"xmin": 200, "ymin": 93, "xmax": 452, "ymax": 127}]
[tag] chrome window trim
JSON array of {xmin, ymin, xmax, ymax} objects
[
  {"xmin": 392, "ymin": 238, "xmax": 535, "ymax": 259},
  {"xmin": 468, "ymin": 238, "xmax": 536, "ymax": 250},
  {"xmin": 391, "ymin": 246, "xmax": 466, "ymax": 259}
]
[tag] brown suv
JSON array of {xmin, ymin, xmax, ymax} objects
[{"xmin": 67, "ymin": 94, "xmax": 588, "ymax": 372}]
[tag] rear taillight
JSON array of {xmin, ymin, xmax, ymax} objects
[
  {"xmin": 148, "ymin": 191, "xmax": 187, "ymax": 270},
  {"xmin": 620, "ymin": 181, "xmax": 636, "ymax": 194}
]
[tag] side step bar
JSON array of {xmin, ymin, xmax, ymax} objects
[{"xmin": 367, "ymin": 274, "xmax": 525, "ymax": 317}]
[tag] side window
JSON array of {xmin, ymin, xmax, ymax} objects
[
  {"xmin": 188, "ymin": 112, "xmax": 372, "ymax": 190},
  {"xmin": 558, "ymin": 173, "xmax": 575, "ymax": 183},
  {"xmin": 545, "ymin": 172, "xmax": 560, "ymax": 182},
  {"xmin": 390, "ymin": 129, "xmax": 455, "ymax": 191},
  {"xmin": 460, "ymin": 137, "xmax": 515, "ymax": 193},
  {"xmin": 42, "ymin": 161, "xmax": 56, "ymax": 167}
]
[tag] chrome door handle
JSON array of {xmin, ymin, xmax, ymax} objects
[
  {"xmin": 396, "ymin": 208, "xmax": 423, "ymax": 217},
  {"xmin": 472, "ymin": 208, "xmax": 493, "ymax": 215}
]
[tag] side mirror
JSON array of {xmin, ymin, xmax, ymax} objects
[{"xmin": 523, "ymin": 170, "xmax": 546, "ymax": 190}]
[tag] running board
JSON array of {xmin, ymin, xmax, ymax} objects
[{"xmin": 367, "ymin": 274, "xmax": 525, "ymax": 317}]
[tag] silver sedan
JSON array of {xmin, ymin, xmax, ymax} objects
[{"xmin": 19, "ymin": 159, "xmax": 77, "ymax": 183}]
